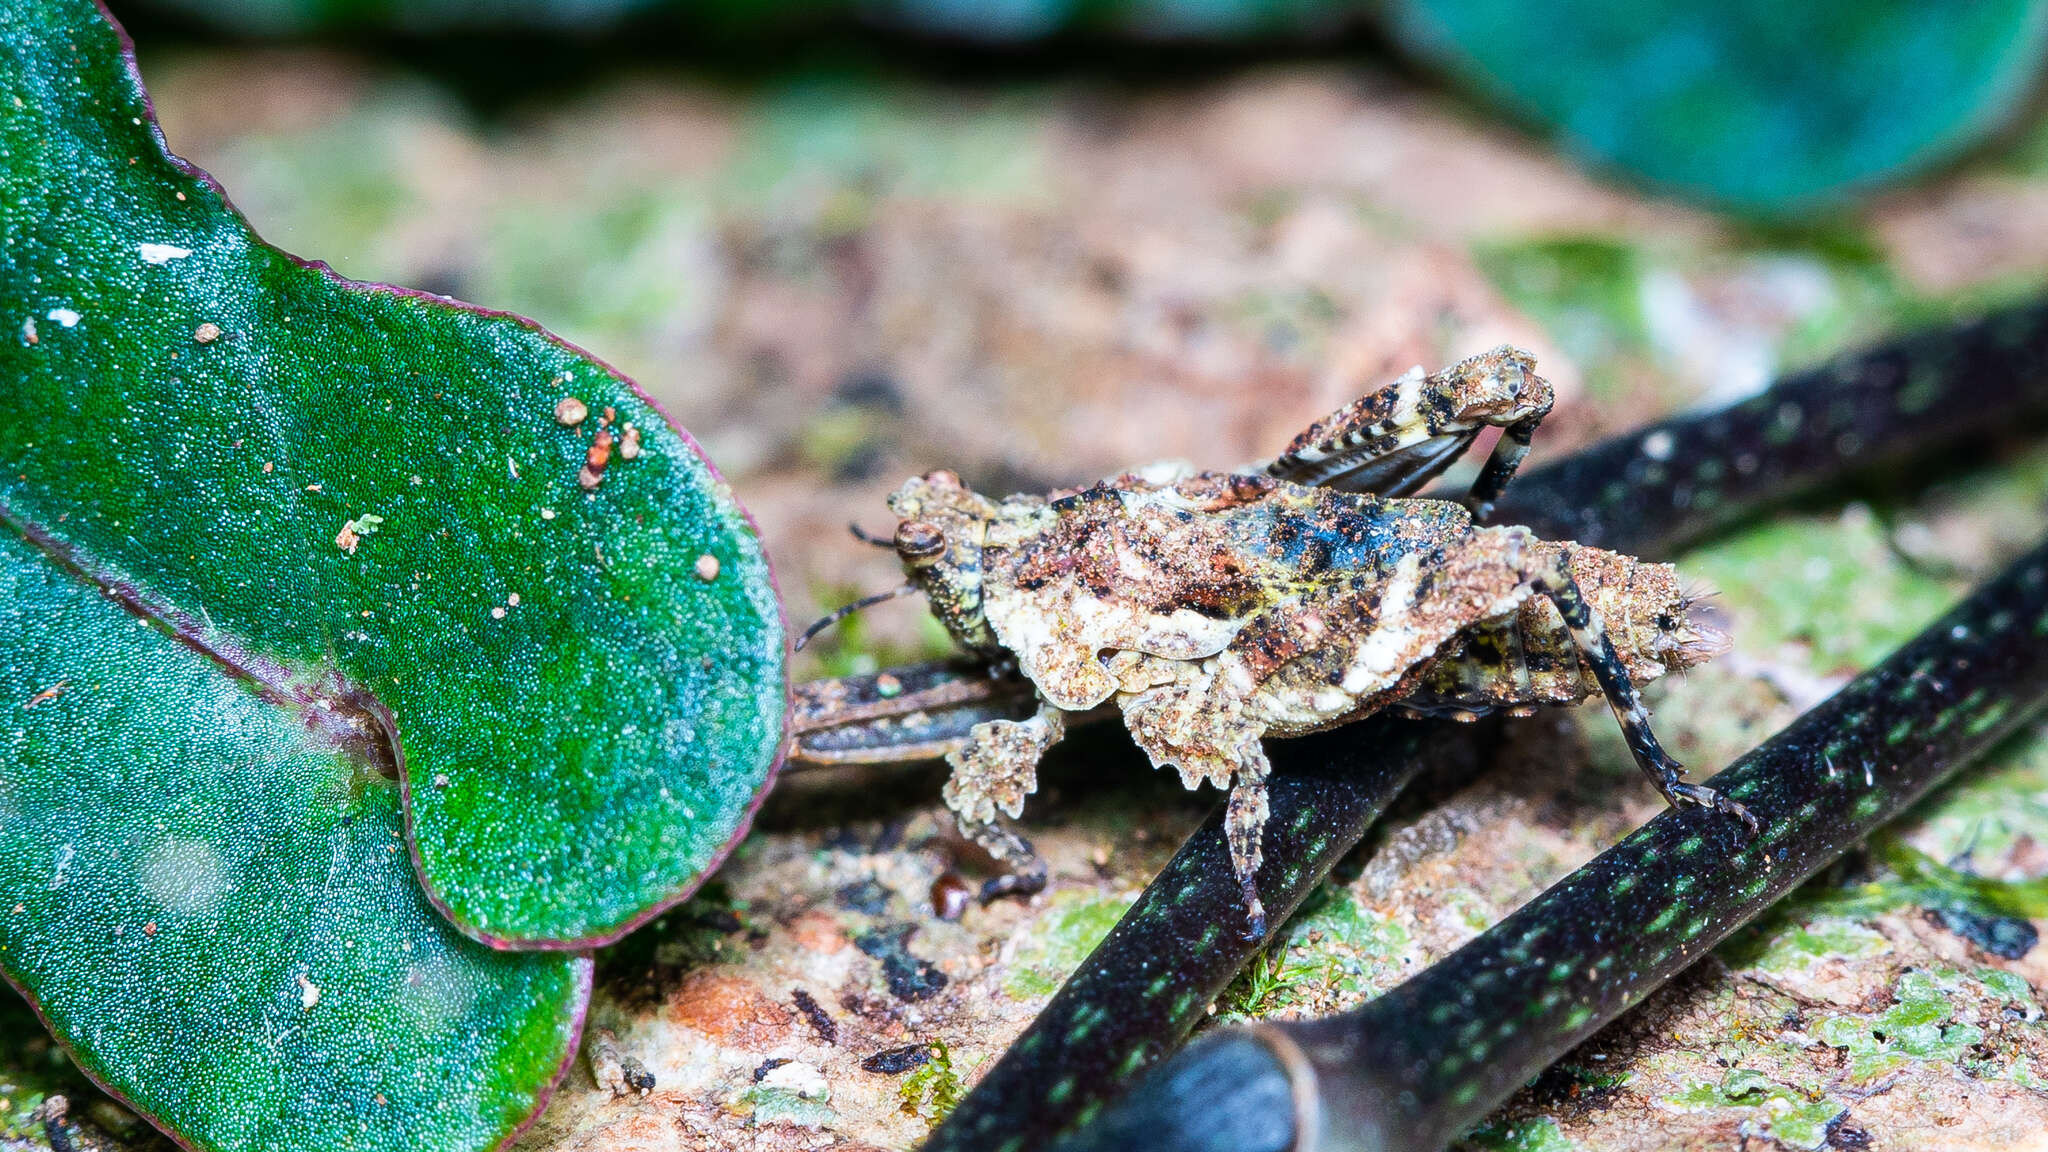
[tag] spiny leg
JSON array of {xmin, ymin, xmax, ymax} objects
[
  {"xmin": 1223, "ymin": 741, "xmax": 1275, "ymax": 942},
  {"xmin": 1522, "ymin": 549, "xmax": 1758, "ymax": 831},
  {"xmin": 1464, "ymin": 412, "xmax": 1543, "ymax": 522},
  {"xmin": 942, "ymin": 704, "xmax": 1066, "ymax": 903},
  {"xmin": 955, "ymin": 814, "xmax": 1048, "ymax": 903}
]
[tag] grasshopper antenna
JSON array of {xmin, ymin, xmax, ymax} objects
[
  {"xmin": 847, "ymin": 522, "xmax": 897, "ymax": 548},
  {"xmin": 795, "ymin": 584, "xmax": 918, "ymax": 650}
]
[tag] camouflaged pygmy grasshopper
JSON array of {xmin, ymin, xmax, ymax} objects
[{"xmin": 802, "ymin": 348, "xmax": 1742, "ymax": 938}]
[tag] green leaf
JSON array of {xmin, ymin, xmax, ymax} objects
[
  {"xmin": 0, "ymin": 523, "xmax": 590, "ymax": 1151},
  {"xmin": 1385, "ymin": 0, "xmax": 2048, "ymax": 213},
  {"xmin": 0, "ymin": 0, "xmax": 787, "ymax": 948}
]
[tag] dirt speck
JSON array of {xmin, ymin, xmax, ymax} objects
[
  {"xmin": 791, "ymin": 988, "xmax": 838, "ymax": 1044},
  {"xmin": 555, "ymin": 396, "xmax": 588, "ymax": 426},
  {"xmin": 23, "ymin": 681, "xmax": 67, "ymax": 709},
  {"xmin": 789, "ymin": 910, "xmax": 848, "ymax": 954},
  {"xmin": 859, "ymin": 1043, "xmax": 932, "ymax": 1075},
  {"xmin": 580, "ymin": 427, "xmax": 615, "ymax": 491},
  {"xmin": 193, "ymin": 321, "xmax": 220, "ymax": 343},
  {"xmin": 667, "ymin": 970, "xmax": 796, "ymax": 1045},
  {"xmin": 930, "ymin": 873, "xmax": 971, "ymax": 921},
  {"xmin": 855, "ymin": 928, "xmax": 949, "ymax": 1002},
  {"xmin": 695, "ymin": 553, "xmax": 720, "ymax": 581}
]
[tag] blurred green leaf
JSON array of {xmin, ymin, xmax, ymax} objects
[{"xmin": 1386, "ymin": 0, "xmax": 2048, "ymax": 213}]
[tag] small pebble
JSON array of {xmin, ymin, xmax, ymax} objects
[
  {"xmin": 619, "ymin": 424, "xmax": 642, "ymax": 460},
  {"xmin": 554, "ymin": 397, "xmax": 588, "ymax": 426},
  {"xmin": 432, "ymin": 773, "xmax": 450, "ymax": 789},
  {"xmin": 507, "ymin": 593, "xmax": 521, "ymax": 607},
  {"xmin": 193, "ymin": 322, "xmax": 220, "ymax": 344},
  {"xmin": 930, "ymin": 872, "xmax": 972, "ymax": 921},
  {"xmin": 694, "ymin": 554, "xmax": 720, "ymax": 581},
  {"xmin": 491, "ymin": 606, "xmax": 506, "ymax": 619},
  {"xmin": 760, "ymin": 1061, "xmax": 828, "ymax": 1100},
  {"xmin": 876, "ymin": 673, "xmax": 903, "ymax": 698}
]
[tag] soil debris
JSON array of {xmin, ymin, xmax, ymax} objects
[{"xmin": 859, "ymin": 1044, "xmax": 932, "ymax": 1075}]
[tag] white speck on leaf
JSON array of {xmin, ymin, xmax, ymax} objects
[
  {"xmin": 137, "ymin": 242, "xmax": 192, "ymax": 264},
  {"xmin": 336, "ymin": 513, "xmax": 384, "ymax": 555},
  {"xmin": 297, "ymin": 974, "xmax": 321, "ymax": 1011},
  {"xmin": 141, "ymin": 838, "xmax": 228, "ymax": 917},
  {"xmin": 46, "ymin": 308, "xmax": 79, "ymax": 328}
]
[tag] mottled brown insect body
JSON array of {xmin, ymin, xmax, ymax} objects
[{"xmin": 842, "ymin": 348, "xmax": 1741, "ymax": 936}]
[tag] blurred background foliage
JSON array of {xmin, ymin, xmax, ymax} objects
[{"xmin": 121, "ymin": 0, "xmax": 2048, "ymax": 213}]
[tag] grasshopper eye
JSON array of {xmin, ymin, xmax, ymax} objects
[{"xmin": 895, "ymin": 520, "xmax": 947, "ymax": 566}]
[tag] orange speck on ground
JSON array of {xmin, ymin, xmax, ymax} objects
[
  {"xmin": 788, "ymin": 909, "xmax": 849, "ymax": 954},
  {"xmin": 666, "ymin": 971, "xmax": 796, "ymax": 1045}
]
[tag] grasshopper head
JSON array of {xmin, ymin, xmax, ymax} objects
[
  {"xmin": 888, "ymin": 470, "xmax": 1003, "ymax": 654},
  {"xmin": 1576, "ymin": 548, "xmax": 1730, "ymax": 683},
  {"xmin": 1436, "ymin": 345, "xmax": 1554, "ymax": 425}
]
